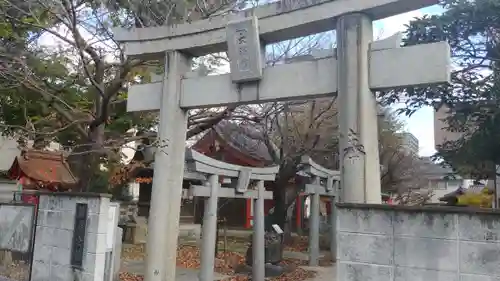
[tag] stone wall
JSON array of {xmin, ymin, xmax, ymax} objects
[
  {"xmin": 31, "ymin": 193, "xmax": 110, "ymax": 281},
  {"xmin": 0, "ymin": 204, "xmax": 35, "ymax": 253},
  {"xmin": 0, "ymin": 181, "xmax": 16, "ymax": 202},
  {"xmin": 336, "ymin": 203, "xmax": 500, "ymax": 281}
]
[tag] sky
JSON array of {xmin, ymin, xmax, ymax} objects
[{"xmin": 372, "ymin": 5, "xmax": 445, "ymax": 157}]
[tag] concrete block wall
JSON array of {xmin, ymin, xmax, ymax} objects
[
  {"xmin": 0, "ymin": 181, "xmax": 17, "ymax": 202},
  {"xmin": 31, "ymin": 192, "xmax": 111, "ymax": 281},
  {"xmin": 336, "ymin": 203, "xmax": 500, "ymax": 281},
  {"xmin": 112, "ymin": 228, "xmax": 123, "ymax": 281}
]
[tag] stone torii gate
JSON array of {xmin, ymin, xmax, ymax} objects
[
  {"xmin": 113, "ymin": 0, "xmax": 450, "ymax": 280},
  {"xmin": 183, "ymin": 149, "xmax": 278, "ymax": 281},
  {"xmin": 300, "ymin": 156, "xmax": 340, "ymax": 266}
]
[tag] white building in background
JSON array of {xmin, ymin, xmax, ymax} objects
[
  {"xmin": 0, "ymin": 137, "xmax": 21, "ymax": 201},
  {"xmin": 418, "ymin": 157, "xmax": 468, "ymax": 203},
  {"xmin": 400, "ymin": 132, "xmax": 419, "ymax": 155}
]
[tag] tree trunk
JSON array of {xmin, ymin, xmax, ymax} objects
[
  {"xmin": 70, "ymin": 124, "xmax": 105, "ymax": 192},
  {"xmin": 270, "ymin": 182, "xmax": 287, "ymax": 230}
]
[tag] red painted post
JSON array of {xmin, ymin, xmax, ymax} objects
[
  {"xmin": 245, "ymin": 198, "xmax": 252, "ymax": 228},
  {"xmin": 295, "ymin": 194, "xmax": 302, "ymax": 231}
]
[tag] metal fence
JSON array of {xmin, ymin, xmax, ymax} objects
[{"xmin": 0, "ymin": 202, "xmax": 37, "ymax": 281}]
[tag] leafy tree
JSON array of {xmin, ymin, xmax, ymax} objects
[
  {"xmin": 0, "ymin": 0, "xmax": 243, "ymax": 191},
  {"xmin": 379, "ymin": 109, "xmax": 427, "ymax": 195},
  {"xmin": 381, "ymin": 0, "xmax": 500, "ymax": 179},
  {"xmin": 242, "ymin": 94, "xmax": 426, "ymax": 233}
]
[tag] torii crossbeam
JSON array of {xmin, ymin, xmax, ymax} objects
[
  {"xmin": 126, "ymin": 38, "xmax": 449, "ymax": 111},
  {"xmin": 113, "ymin": 0, "xmax": 440, "ymax": 58}
]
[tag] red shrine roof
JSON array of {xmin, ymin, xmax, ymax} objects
[
  {"xmin": 212, "ymin": 120, "xmax": 273, "ymax": 163},
  {"xmin": 8, "ymin": 149, "xmax": 78, "ymax": 188},
  {"xmin": 192, "ymin": 120, "xmax": 275, "ymax": 167}
]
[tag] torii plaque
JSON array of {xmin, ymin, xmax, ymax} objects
[{"xmin": 113, "ymin": 0, "xmax": 450, "ymax": 280}]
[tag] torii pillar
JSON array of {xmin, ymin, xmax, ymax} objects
[
  {"xmin": 337, "ymin": 14, "xmax": 381, "ymax": 204},
  {"xmin": 112, "ymin": 0, "xmax": 450, "ymax": 279}
]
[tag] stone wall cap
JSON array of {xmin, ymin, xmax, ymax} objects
[
  {"xmin": 0, "ymin": 202, "xmax": 37, "ymax": 208},
  {"xmin": 336, "ymin": 203, "xmax": 500, "ymax": 215},
  {"xmin": 115, "ymin": 201, "xmax": 137, "ymax": 205},
  {"xmin": 25, "ymin": 190, "xmax": 112, "ymax": 198}
]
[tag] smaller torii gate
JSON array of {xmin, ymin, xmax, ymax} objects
[
  {"xmin": 300, "ymin": 156, "xmax": 340, "ymax": 266},
  {"xmin": 184, "ymin": 149, "xmax": 279, "ymax": 281}
]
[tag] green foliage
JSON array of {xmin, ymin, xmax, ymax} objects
[
  {"xmin": 382, "ymin": 0, "xmax": 500, "ymax": 179},
  {"xmin": 87, "ymin": 169, "xmax": 111, "ymax": 193},
  {"xmin": 0, "ymin": 0, "xmax": 162, "ymax": 190},
  {"xmin": 457, "ymin": 188, "xmax": 493, "ymax": 208}
]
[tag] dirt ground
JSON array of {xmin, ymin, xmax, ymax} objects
[
  {"xmin": 119, "ymin": 234, "xmax": 335, "ymax": 281},
  {"xmin": 120, "ymin": 235, "xmax": 321, "ymax": 281}
]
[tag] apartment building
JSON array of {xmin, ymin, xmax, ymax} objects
[{"xmin": 400, "ymin": 132, "xmax": 419, "ymax": 155}]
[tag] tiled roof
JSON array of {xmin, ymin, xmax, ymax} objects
[
  {"xmin": 213, "ymin": 120, "xmax": 273, "ymax": 163},
  {"xmin": 8, "ymin": 149, "xmax": 78, "ymax": 187},
  {"xmin": 0, "ymin": 137, "xmax": 62, "ymax": 171},
  {"xmin": 131, "ymin": 121, "xmax": 275, "ymax": 165},
  {"xmin": 111, "ymin": 146, "xmax": 205, "ymax": 183},
  {"xmin": 418, "ymin": 157, "xmax": 459, "ymax": 179}
]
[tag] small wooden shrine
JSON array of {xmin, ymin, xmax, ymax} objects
[
  {"xmin": 192, "ymin": 120, "xmax": 276, "ymax": 228},
  {"xmin": 114, "ymin": 120, "xmax": 332, "ymax": 229},
  {"xmin": 7, "ymin": 149, "xmax": 78, "ymax": 203}
]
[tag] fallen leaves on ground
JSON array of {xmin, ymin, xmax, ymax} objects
[
  {"xmin": 0, "ymin": 262, "xmax": 29, "ymax": 281},
  {"xmin": 122, "ymin": 244, "xmax": 146, "ymax": 261},
  {"xmin": 119, "ymin": 272, "xmax": 143, "ymax": 281},
  {"xmin": 120, "ymin": 245, "xmax": 316, "ymax": 281},
  {"xmin": 283, "ymin": 236, "xmax": 308, "ymax": 252}
]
